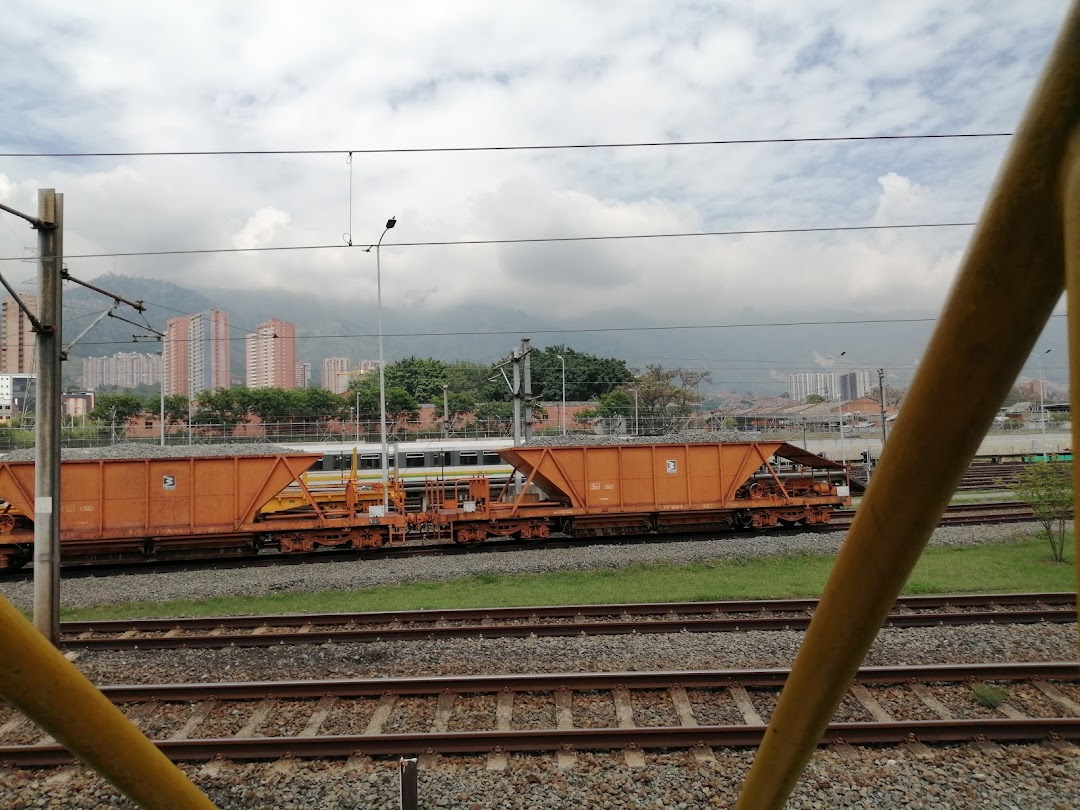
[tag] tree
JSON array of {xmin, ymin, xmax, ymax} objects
[
  {"xmin": 159, "ymin": 394, "xmax": 190, "ymax": 425},
  {"xmin": 626, "ymin": 364, "xmax": 711, "ymax": 434},
  {"xmin": 385, "ymin": 357, "xmax": 449, "ymax": 403},
  {"xmin": 806, "ymin": 394, "xmax": 826, "ymax": 404},
  {"xmin": 1008, "ymin": 462, "xmax": 1072, "ymax": 562},
  {"xmin": 89, "ymin": 392, "xmax": 145, "ymax": 424},
  {"xmin": 443, "ymin": 392, "xmax": 476, "ymax": 432},
  {"xmin": 193, "ymin": 387, "xmax": 252, "ymax": 432},
  {"xmin": 385, "ymin": 387, "xmax": 419, "ymax": 434},
  {"xmin": 529, "ymin": 345, "xmax": 634, "ymax": 402}
]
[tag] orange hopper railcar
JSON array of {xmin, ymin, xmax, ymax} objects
[
  {"xmin": 413, "ymin": 441, "xmax": 851, "ymax": 544},
  {"xmin": 0, "ymin": 451, "xmax": 406, "ymax": 570}
]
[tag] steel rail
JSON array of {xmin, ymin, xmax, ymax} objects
[
  {"xmin": 59, "ymin": 593, "xmax": 1076, "ymax": 651},
  {"xmin": 2, "ymin": 663, "xmax": 1075, "ymax": 766},
  {"xmin": 4, "ymin": 718, "xmax": 1078, "ymax": 766},
  {"xmin": 36, "ymin": 661, "xmax": 1080, "ymax": 702},
  {"xmin": 60, "ymin": 591, "xmax": 1075, "ymax": 633},
  {"xmin": 59, "ymin": 607, "xmax": 1076, "ymax": 651}
]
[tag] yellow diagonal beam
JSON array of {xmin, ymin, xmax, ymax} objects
[
  {"xmin": 735, "ymin": 3, "xmax": 1080, "ymax": 807},
  {"xmin": 0, "ymin": 595, "xmax": 217, "ymax": 809},
  {"xmin": 1067, "ymin": 134, "xmax": 1080, "ymax": 609}
]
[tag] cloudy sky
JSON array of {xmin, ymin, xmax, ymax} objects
[{"xmin": 0, "ymin": 1, "xmax": 1071, "ymax": 390}]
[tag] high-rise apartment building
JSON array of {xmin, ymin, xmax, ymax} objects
[
  {"xmin": 789, "ymin": 372, "xmax": 836, "ymax": 402},
  {"xmin": 1, "ymin": 294, "xmax": 38, "ymax": 373},
  {"xmin": 82, "ymin": 352, "xmax": 162, "ymax": 390},
  {"xmin": 245, "ymin": 319, "xmax": 297, "ymax": 389},
  {"xmin": 295, "ymin": 362, "xmax": 311, "ymax": 389},
  {"xmin": 163, "ymin": 308, "xmax": 231, "ymax": 397},
  {"xmin": 839, "ymin": 369, "xmax": 875, "ymax": 402},
  {"xmin": 321, "ymin": 357, "xmax": 351, "ymax": 393}
]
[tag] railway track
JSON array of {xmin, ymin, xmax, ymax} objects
[
  {"xmin": 1, "ymin": 662, "xmax": 1076, "ymax": 766},
  {"xmin": 59, "ymin": 592, "xmax": 1076, "ymax": 651},
  {"xmin": 0, "ymin": 501, "xmax": 1038, "ymax": 582}
]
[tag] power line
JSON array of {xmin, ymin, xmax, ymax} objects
[
  {"xmin": 0, "ymin": 132, "xmax": 1012, "ymax": 159},
  {"xmin": 0, "ymin": 221, "xmax": 976, "ymax": 263},
  {"xmin": 70, "ymin": 315, "xmax": 949, "ymax": 347}
]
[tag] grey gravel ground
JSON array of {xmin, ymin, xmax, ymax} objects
[
  {"xmin": 3, "ymin": 442, "xmax": 295, "ymax": 461},
  {"xmin": 0, "ymin": 523, "xmax": 1042, "ymax": 612},
  {"xmin": 526, "ymin": 431, "xmax": 758, "ymax": 446},
  {"xmin": 1, "ymin": 619, "xmax": 1077, "ymax": 808}
]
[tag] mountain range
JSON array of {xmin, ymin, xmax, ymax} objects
[{"xmin": 55, "ymin": 273, "xmax": 1063, "ymax": 394}]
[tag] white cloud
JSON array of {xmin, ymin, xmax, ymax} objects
[
  {"xmin": 0, "ymin": 0, "xmax": 1070, "ymax": 370},
  {"xmin": 231, "ymin": 207, "xmax": 291, "ymax": 250}
]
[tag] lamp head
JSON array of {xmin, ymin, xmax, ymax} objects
[{"xmin": 386, "ymin": 217, "xmax": 397, "ymax": 229}]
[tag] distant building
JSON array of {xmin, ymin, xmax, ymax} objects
[
  {"xmin": 62, "ymin": 392, "xmax": 94, "ymax": 418},
  {"xmin": 839, "ymin": 369, "xmax": 876, "ymax": 402},
  {"xmin": 321, "ymin": 357, "xmax": 351, "ymax": 393},
  {"xmin": 789, "ymin": 372, "xmax": 836, "ymax": 402},
  {"xmin": 1, "ymin": 294, "xmax": 38, "ymax": 373},
  {"xmin": 245, "ymin": 318, "xmax": 297, "ymax": 389},
  {"xmin": 0, "ymin": 373, "xmax": 35, "ymax": 420},
  {"xmin": 82, "ymin": 352, "xmax": 162, "ymax": 390},
  {"xmin": 163, "ymin": 307, "xmax": 231, "ymax": 397},
  {"xmin": 295, "ymin": 362, "xmax": 311, "ymax": 389}
]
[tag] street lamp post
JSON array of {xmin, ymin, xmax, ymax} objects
[
  {"xmin": 371, "ymin": 217, "xmax": 396, "ymax": 514},
  {"xmin": 159, "ymin": 346, "xmax": 166, "ymax": 447},
  {"xmin": 557, "ymin": 355, "xmax": 566, "ymax": 436},
  {"xmin": 354, "ymin": 388, "xmax": 360, "ymax": 443},
  {"xmin": 1038, "ymin": 348, "xmax": 1051, "ymax": 454},
  {"xmin": 443, "ymin": 384, "xmax": 450, "ymax": 439},
  {"xmin": 830, "ymin": 351, "xmax": 847, "ymax": 463}
]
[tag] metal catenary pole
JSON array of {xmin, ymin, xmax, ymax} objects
[{"xmin": 522, "ymin": 336, "xmax": 533, "ymax": 440}]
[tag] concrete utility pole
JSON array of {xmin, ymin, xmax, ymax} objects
[
  {"xmin": 511, "ymin": 347, "xmax": 522, "ymax": 446},
  {"xmin": 522, "ymin": 337, "xmax": 533, "ymax": 441},
  {"xmin": 878, "ymin": 368, "xmax": 887, "ymax": 450},
  {"xmin": 442, "ymin": 384, "xmax": 449, "ymax": 439},
  {"xmin": 35, "ymin": 189, "xmax": 62, "ymax": 645}
]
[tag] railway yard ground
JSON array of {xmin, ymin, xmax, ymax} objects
[{"xmin": 1, "ymin": 521, "xmax": 1078, "ymax": 807}]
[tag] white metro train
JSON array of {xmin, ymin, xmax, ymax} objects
[{"xmin": 278, "ymin": 438, "xmax": 518, "ymax": 500}]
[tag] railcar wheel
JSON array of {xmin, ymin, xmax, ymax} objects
[{"xmin": 453, "ymin": 527, "xmax": 488, "ymax": 544}]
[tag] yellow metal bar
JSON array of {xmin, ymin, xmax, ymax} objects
[
  {"xmin": 1067, "ymin": 135, "xmax": 1080, "ymax": 617},
  {"xmin": 0, "ymin": 594, "xmax": 218, "ymax": 809},
  {"xmin": 735, "ymin": 4, "xmax": 1080, "ymax": 808}
]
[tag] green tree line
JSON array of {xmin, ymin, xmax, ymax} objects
[{"xmin": 82, "ymin": 346, "xmax": 708, "ymax": 435}]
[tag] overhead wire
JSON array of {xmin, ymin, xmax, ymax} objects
[
  {"xmin": 0, "ymin": 131, "xmax": 1012, "ymax": 158},
  {"xmin": 0, "ymin": 221, "xmax": 977, "ymax": 263}
]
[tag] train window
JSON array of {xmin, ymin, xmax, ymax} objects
[
  {"xmin": 359, "ymin": 454, "xmax": 381, "ymax": 470},
  {"xmin": 459, "ymin": 451, "xmax": 478, "ymax": 465},
  {"xmin": 482, "ymin": 451, "xmax": 501, "ymax": 465},
  {"xmin": 405, "ymin": 453, "xmax": 426, "ymax": 468},
  {"xmin": 432, "ymin": 451, "xmax": 452, "ymax": 466}
]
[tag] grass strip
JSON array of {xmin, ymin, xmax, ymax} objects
[{"xmin": 63, "ymin": 535, "xmax": 1075, "ymax": 622}]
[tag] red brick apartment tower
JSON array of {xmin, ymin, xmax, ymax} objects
[
  {"xmin": 1, "ymin": 294, "xmax": 38, "ymax": 373},
  {"xmin": 245, "ymin": 318, "xmax": 297, "ymax": 389},
  {"xmin": 163, "ymin": 308, "xmax": 231, "ymax": 397}
]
